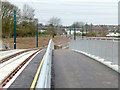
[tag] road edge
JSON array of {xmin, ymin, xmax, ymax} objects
[{"xmin": 71, "ymin": 49, "xmax": 119, "ymax": 73}]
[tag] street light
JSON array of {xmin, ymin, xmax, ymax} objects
[
  {"xmin": 91, "ymin": 23, "xmax": 92, "ymax": 37},
  {"xmin": 86, "ymin": 22, "xmax": 88, "ymax": 39},
  {"xmin": 82, "ymin": 25, "xmax": 84, "ymax": 40},
  {"xmin": 37, "ymin": 21, "xmax": 38, "ymax": 48},
  {"xmin": 14, "ymin": 10, "xmax": 16, "ymax": 49},
  {"xmin": 74, "ymin": 24, "xmax": 76, "ymax": 40}
]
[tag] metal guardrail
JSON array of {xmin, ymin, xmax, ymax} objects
[
  {"xmin": 69, "ymin": 37, "xmax": 119, "ymax": 66},
  {"xmin": 36, "ymin": 39, "xmax": 54, "ymax": 89}
]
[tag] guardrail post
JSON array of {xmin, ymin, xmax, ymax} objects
[
  {"xmin": 94, "ymin": 38, "xmax": 96, "ymax": 56},
  {"xmin": 105, "ymin": 38, "xmax": 108, "ymax": 61},
  {"xmin": 112, "ymin": 38, "xmax": 114, "ymax": 64},
  {"xmin": 99, "ymin": 38, "xmax": 101, "ymax": 58}
]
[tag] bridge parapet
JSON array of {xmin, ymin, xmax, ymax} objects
[
  {"xmin": 69, "ymin": 37, "xmax": 119, "ymax": 72},
  {"xmin": 36, "ymin": 39, "xmax": 54, "ymax": 88}
]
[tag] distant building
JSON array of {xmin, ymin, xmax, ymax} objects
[
  {"xmin": 106, "ymin": 32, "xmax": 120, "ymax": 37},
  {"xmin": 65, "ymin": 28, "xmax": 87, "ymax": 35},
  {"xmin": 38, "ymin": 29, "xmax": 46, "ymax": 32}
]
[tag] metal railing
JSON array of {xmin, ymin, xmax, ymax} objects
[
  {"xmin": 69, "ymin": 37, "xmax": 119, "ymax": 65},
  {"xmin": 36, "ymin": 39, "xmax": 54, "ymax": 89}
]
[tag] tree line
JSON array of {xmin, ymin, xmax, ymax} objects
[
  {"xmin": 1, "ymin": 1, "xmax": 113, "ymax": 38},
  {"xmin": 2, "ymin": 1, "xmax": 36, "ymax": 38}
]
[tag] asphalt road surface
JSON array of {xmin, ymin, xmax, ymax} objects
[{"xmin": 53, "ymin": 49, "xmax": 118, "ymax": 88}]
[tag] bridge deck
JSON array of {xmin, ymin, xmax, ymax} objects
[{"xmin": 53, "ymin": 49, "xmax": 118, "ymax": 88}]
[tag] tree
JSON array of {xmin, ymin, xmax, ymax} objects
[
  {"xmin": 47, "ymin": 17, "xmax": 62, "ymax": 38},
  {"xmin": 20, "ymin": 4, "xmax": 36, "ymax": 37},
  {"xmin": 2, "ymin": 1, "xmax": 36, "ymax": 38},
  {"xmin": 48, "ymin": 17, "xmax": 61, "ymax": 27},
  {"xmin": 72, "ymin": 21, "xmax": 85, "ymax": 28},
  {"xmin": 22, "ymin": 4, "xmax": 35, "ymax": 22},
  {"xmin": 2, "ymin": 1, "xmax": 21, "ymax": 38}
]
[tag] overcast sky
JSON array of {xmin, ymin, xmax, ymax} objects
[{"xmin": 7, "ymin": 0, "xmax": 119, "ymax": 25}]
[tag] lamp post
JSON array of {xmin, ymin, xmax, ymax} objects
[
  {"xmin": 69, "ymin": 26, "xmax": 71, "ymax": 37},
  {"xmin": 74, "ymin": 24, "xmax": 76, "ymax": 40},
  {"xmin": 37, "ymin": 21, "xmax": 38, "ymax": 48},
  {"xmin": 14, "ymin": 10, "xmax": 16, "ymax": 49},
  {"xmin": 0, "ymin": 1, "xmax": 2, "ymax": 49},
  {"xmin": 86, "ymin": 22, "xmax": 88, "ymax": 39},
  {"xmin": 82, "ymin": 25, "xmax": 84, "ymax": 40},
  {"xmin": 91, "ymin": 23, "xmax": 92, "ymax": 37}
]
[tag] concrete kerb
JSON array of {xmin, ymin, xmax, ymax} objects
[{"xmin": 71, "ymin": 49, "xmax": 119, "ymax": 73}]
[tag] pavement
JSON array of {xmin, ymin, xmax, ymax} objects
[
  {"xmin": 9, "ymin": 50, "xmax": 45, "ymax": 89},
  {"xmin": 53, "ymin": 49, "xmax": 118, "ymax": 88},
  {"xmin": 0, "ymin": 49, "xmax": 27, "ymax": 60}
]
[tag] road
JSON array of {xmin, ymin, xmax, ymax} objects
[{"xmin": 53, "ymin": 49, "xmax": 118, "ymax": 88}]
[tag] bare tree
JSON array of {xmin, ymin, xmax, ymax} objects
[
  {"xmin": 46, "ymin": 17, "xmax": 62, "ymax": 38},
  {"xmin": 2, "ymin": 1, "xmax": 21, "ymax": 38},
  {"xmin": 22, "ymin": 4, "xmax": 35, "ymax": 22},
  {"xmin": 48, "ymin": 17, "xmax": 61, "ymax": 27},
  {"xmin": 72, "ymin": 21, "xmax": 85, "ymax": 28}
]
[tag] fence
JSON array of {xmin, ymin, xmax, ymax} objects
[
  {"xmin": 69, "ymin": 37, "xmax": 119, "ymax": 66},
  {"xmin": 36, "ymin": 39, "xmax": 54, "ymax": 88}
]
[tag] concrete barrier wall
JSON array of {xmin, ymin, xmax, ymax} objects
[{"xmin": 36, "ymin": 39, "xmax": 54, "ymax": 88}]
